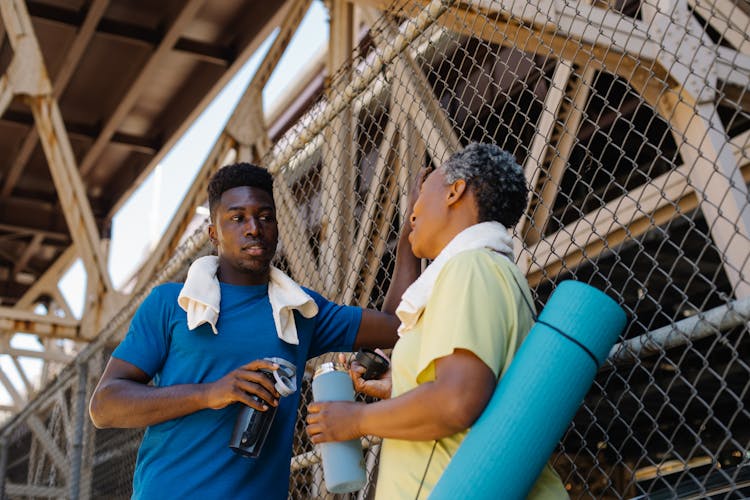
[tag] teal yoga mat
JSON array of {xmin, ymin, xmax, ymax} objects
[{"xmin": 430, "ymin": 280, "xmax": 627, "ymax": 499}]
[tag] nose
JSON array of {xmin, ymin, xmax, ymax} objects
[
  {"xmin": 245, "ymin": 217, "xmax": 260, "ymax": 236},
  {"xmin": 410, "ymin": 213, "xmax": 416, "ymax": 225}
]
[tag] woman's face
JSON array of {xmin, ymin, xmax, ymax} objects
[{"xmin": 408, "ymin": 168, "xmax": 451, "ymax": 259}]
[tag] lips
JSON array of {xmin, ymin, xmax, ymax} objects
[{"xmin": 241, "ymin": 244, "xmax": 267, "ymax": 256}]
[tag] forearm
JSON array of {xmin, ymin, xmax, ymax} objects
[
  {"xmin": 89, "ymin": 379, "xmax": 209, "ymax": 429},
  {"xmin": 382, "ymin": 224, "xmax": 420, "ymax": 314},
  {"xmin": 357, "ymin": 382, "xmax": 473, "ymax": 441}
]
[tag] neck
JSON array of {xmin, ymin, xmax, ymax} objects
[
  {"xmin": 431, "ymin": 209, "xmax": 479, "ymax": 258},
  {"xmin": 216, "ymin": 261, "xmax": 270, "ymax": 286}
]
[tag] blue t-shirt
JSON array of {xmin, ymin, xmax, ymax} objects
[{"xmin": 112, "ymin": 281, "xmax": 361, "ymax": 499}]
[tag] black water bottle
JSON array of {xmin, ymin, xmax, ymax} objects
[{"xmin": 229, "ymin": 357, "xmax": 296, "ymax": 458}]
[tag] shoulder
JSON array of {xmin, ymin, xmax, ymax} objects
[
  {"xmin": 149, "ymin": 282, "xmax": 183, "ymax": 299},
  {"xmin": 300, "ymin": 286, "xmax": 331, "ymax": 307},
  {"xmin": 431, "ymin": 249, "xmax": 523, "ymax": 309},
  {"xmin": 139, "ymin": 282, "xmax": 183, "ymax": 309},
  {"xmin": 439, "ymin": 248, "xmax": 515, "ymax": 280}
]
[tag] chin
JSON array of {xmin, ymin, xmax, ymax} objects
[
  {"xmin": 239, "ymin": 261, "xmax": 271, "ymax": 275},
  {"xmin": 412, "ymin": 246, "xmax": 429, "ymax": 260}
]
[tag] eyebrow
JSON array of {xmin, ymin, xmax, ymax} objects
[{"xmin": 226, "ymin": 204, "xmax": 274, "ymax": 212}]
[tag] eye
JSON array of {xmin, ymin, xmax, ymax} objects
[
  {"xmin": 259, "ymin": 213, "xmax": 276, "ymax": 222},
  {"xmin": 231, "ymin": 214, "xmax": 243, "ymax": 222}
]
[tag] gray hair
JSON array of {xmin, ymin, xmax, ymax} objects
[{"xmin": 440, "ymin": 143, "xmax": 528, "ymax": 227}]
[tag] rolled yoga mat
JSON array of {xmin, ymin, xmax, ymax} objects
[{"xmin": 430, "ymin": 280, "xmax": 627, "ymax": 499}]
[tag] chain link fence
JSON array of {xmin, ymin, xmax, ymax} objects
[{"xmin": 2, "ymin": 0, "xmax": 749, "ymax": 498}]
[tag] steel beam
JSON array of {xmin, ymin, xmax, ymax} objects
[
  {"xmin": 642, "ymin": 0, "xmax": 750, "ymax": 297},
  {"xmin": 319, "ymin": 0, "xmax": 356, "ymax": 298},
  {"xmin": 665, "ymin": 98, "xmax": 750, "ymax": 297},
  {"xmin": 273, "ymin": 178, "xmax": 322, "ymax": 290},
  {"xmin": 357, "ymin": 155, "xmax": 400, "ymax": 307},
  {"xmin": 516, "ymin": 61, "xmax": 572, "ymax": 256},
  {"xmin": 360, "ymin": 7, "xmax": 461, "ymax": 164},
  {"xmin": 1, "ymin": 0, "xmax": 114, "ymax": 299},
  {"xmin": 354, "ymin": 0, "xmax": 660, "ymax": 61},
  {"xmin": 0, "ymin": 307, "xmax": 80, "ymax": 339},
  {"xmin": 526, "ymin": 66, "xmax": 595, "ymax": 245},
  {"xmin": 12, "ymin": 234, "xmax": 44, "ymax": 282},
  {"xmin": 267, "ymin": 0, "xmax": 457, "ymax": 174},
  {"xmin": 0, "ymin": 368, "xmax": 23, "ymax": 410},
  {"xmin": 688, "ymin": 0, "xmax": 750, "ymax": 54},
  {"xmin": 0, "ymin": 197, "xmax": 70, "ymax": 241},
  {"xmin": 396, "ymin": 112, "xmax": 425, "ymax": 223},
  {"xmin": 2, "ymin": 347, "xmax": 74, "ymax": 364},
  {"xmin": 0, "ymin": 75, "xmax": 12, "ymax": 118},
  {"xmin": 522, "ymin": 130, "xmax": 750, "ymax": 283},
  {"xmin": 12, "ymin": 246, "xmax": 76, "ymax": 311},
  {"xmin": 9, "ymin": 356, "xmax": 33, "ymax": 396},
  {"xmin": 5, "ymin": 483, "xmax": 65, "ymax": 497},
  {"xmin": 609, "ymin": 296, "xmax": 750, "ymax": 363},
  {"xmin": 25, "ymin": 415, "xmax": 70, "ymax": 477},
  {"xmin": 31, "ymin": 98, "xmax": 113, "ymax": 293},
  {"xmin": 343, "ymin": 119, "xmax": 398, "ymax": 304},
  {"xmin": 0, "ymin": 0, "xmax": 109, "ymax": 199},
  {"xmin": 77, "ymin": 0, "xmax": 207, "ymax": 177}
]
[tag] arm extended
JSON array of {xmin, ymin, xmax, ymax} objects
[
  {"xmin": 306, "ymin": 349, "xmax": 495, "ymax": 442},
  {"xmin": 89, "ymin": 357, "xmax": 281, "ymax": 429}
]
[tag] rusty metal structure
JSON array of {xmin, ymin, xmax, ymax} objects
[{"xmin": 1, "ymin": 0, "xmax": 749, "ymax": 498}]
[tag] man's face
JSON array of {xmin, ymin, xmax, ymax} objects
[
  {"xmin": 208, "ymin": 186, "xmax": 278, "ymax": 285},
  {"xmin": 408, "ymin": 168, "xmax": 451, "ymax": 260}
]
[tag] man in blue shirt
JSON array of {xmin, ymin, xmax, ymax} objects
[{"xmin": 89, "ymin": 162, "xmax": 419, "ymax": 499}]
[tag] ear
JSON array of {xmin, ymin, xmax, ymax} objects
[
  {"xmin": 446, "ymin": 179, "xmax": 468, "ymax": 207},
  {"xmin": 208, "ymin": 224, "xmax": 218, "ymax": 247}
]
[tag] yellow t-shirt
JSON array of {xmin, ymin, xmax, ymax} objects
[{"xmin": 375, "ymin": 249, "xmax": 568, "ymax": 500}]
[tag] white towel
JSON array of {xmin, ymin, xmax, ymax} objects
[
  {"xmin": 395, "ymin": 221, "xmax": 514, "ymax": 334},
  {"xmin": 177, "ymin": 255, "xmax": 318, "ymax": 345}
]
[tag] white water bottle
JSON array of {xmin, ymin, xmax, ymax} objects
[{"xmin": 311, "ymin": 362, "xmax": 367, "ymax": 493}]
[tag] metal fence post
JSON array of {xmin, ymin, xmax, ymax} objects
[
  {"xmin": 69, "ymin": 362, "xmax": 88, "ymax": 500},
  {"xmin": 0, "ymin": 436, "xmax": 7, "ymax": 500}
]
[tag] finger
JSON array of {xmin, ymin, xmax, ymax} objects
[
  {"xmin": 307, "ymin": 402, "xmax": 322, "ymax": 414},
  {"xmin": 337, "ymin": 352, "xmax": 348, "ymax": 366},
  {"xmin": 349, "ymin": 361, "xmax": 366, "ymax": 375},
  {"xmin": 236, "ymin": 370, "xmax": 280, "ymax": 397},
  {"xmin": 242, "ymin": 359, "xmax": 280, "ymax": 372},
  {"xmin": 306, "ymin": 425, "xmax": 329, "ymax": 443},
  {"xmin": 235, "ymin": 380, "xmax": 278, "ymax": 406},
  {"xmin": 374, "ymin": 348, "xmax": 391, "ymax": 363},
  {"xmin": 235, "ymin": 392, "xmax": 273, "ymax": 411}
]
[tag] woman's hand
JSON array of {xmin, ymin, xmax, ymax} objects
[
  {"xmin": 306, "ymin": 401, "xmax": 365, "ymax": 443},
  {"xmin": 339, "ymin": 352, "xmax": 392, "ymax": 400}
]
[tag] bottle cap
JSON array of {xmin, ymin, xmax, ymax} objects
[
  {"xmin": 354, "ymin": 348, "xmax": 390, "ymax": 380},
  {"xmin": 264, "ymin": 357, "xmax": 297, "ymax": 396},
  {"xmin": 314, "ymin": 361, "xmax": 346, "ymax": 378}
]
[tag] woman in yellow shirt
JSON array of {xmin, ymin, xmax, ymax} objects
[{"xmin": 306, "ymin": 143, "xmax": 568, "ymax": 499}]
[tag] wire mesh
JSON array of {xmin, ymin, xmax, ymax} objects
[{"xmin": 2, "ymin": 0, "xmax": 749, "ymax": 498}]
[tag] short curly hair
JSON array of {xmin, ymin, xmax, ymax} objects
[
  {"xmin": 207, "ymin": 163, "xmax": 274, "ymax": 220},
  {"xmin": 441, "ymin": 143, "xmax": 528, "ymax": 227}
]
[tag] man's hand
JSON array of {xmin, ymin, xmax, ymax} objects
[
  {"xmin": 204, "ymin": 359, "xmax": 281, "ymax": 410},
  {"xmin": 306, "ymin": 400, "xmax": 365, "ymax": 443},
  {"xmin": 89, "ymin": 357, "xmax": 285, "ymax": 429}
]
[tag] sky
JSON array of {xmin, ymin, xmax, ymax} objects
[{"xmin": 0, "ymin": 2, "xmax": 329, "ymax": 408}]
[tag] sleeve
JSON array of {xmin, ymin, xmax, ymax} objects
[
  {"xmin": 111, "ymin": 285, "xmax": 173, "ymax": 378},
  {"xmin": 416, "ymin": 251, "xmax": 518, "ymax": 383},
  {"xmin": 304, "ymin": 288, "xmax": 362, "ymax": 359}
]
